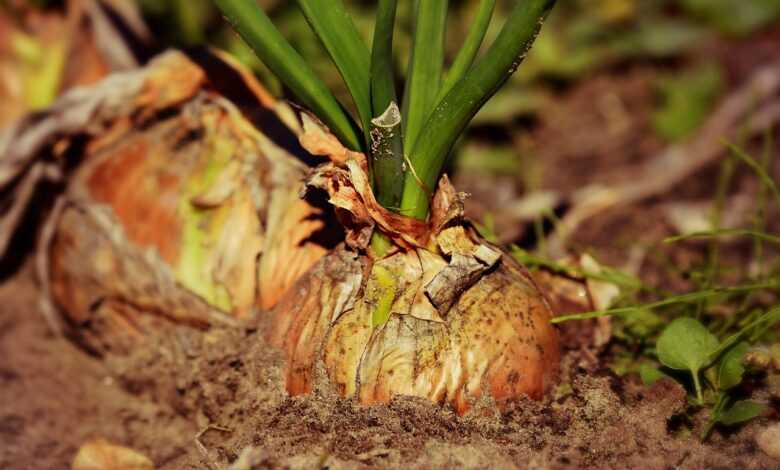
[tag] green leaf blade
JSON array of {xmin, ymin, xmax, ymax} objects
[
  {"xmin": 716, "ymin": 400, "xmax": 765, "ymax": 426},
  {"xmin": 400, "ymin": 0, "xmax": 556, "ymax": 219},
  {"xmin": 370, "ymin": 0, "xmax": 405, "ymax": 210},
  {"xmin": 717, "ymin": 341, "xmax": 749, "ymax": 391},
  {"xmin": 370, "ymin": 102, "xmax": 405, "ymax": 210},
  {"xmin": 402, "ymin": 0, "xmax": 449, "ymax": 153},
  {"xmin": 656, "ymin": 317, "xmax": 719, "ymax": 403},
  {"xmin": 657, "ymin": 317, "xmax": 720, "ymax": 372},
  {"xmin": 213, "ymin": 0, "xmax": 363, "ymax": 151},
  {"xmin": 639, "ymin": 363, "xmax": 670, "ymax": 386},
  {"xmin": 437, "ymin": 0, "xmax": 496, "ymax": 102},
  {"xmin": 296, "ymin": 0, "xmax": 373, "ymax": 141},
  {"xmin": 371, "ymin": 0, "xmax": 400, "ymax": 114}
]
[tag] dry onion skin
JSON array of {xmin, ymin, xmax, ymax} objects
[
  {"xmin": 0, "ymin": 1, "xmax": 147, "ymax": 128},
  {"xmin": 2, "ymin": 51, "xmax": 333, "ymax": 354},
  {"xmin": 71, "ymin": 438, "xmax": 154, "ymax": 470},
  {"xmin": 269, "ymin": 121, "xmax": 561, "ymax": 415}
]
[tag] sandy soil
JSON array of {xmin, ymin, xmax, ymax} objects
[{"xmin": 0, "ymin": 261, "xmax": 777, "ymax": 469}]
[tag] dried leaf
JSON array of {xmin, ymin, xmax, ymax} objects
[
  {"xmin": 581, "ymin": 253, "xmax": 620, "ymax": 312},
  {"xmin": 300, "ymin": 116, "xmax": 429, "ymax": 249},
  {"xmin": 426, "ymin": 225, "xmax": 502, "ymax": 314},
  {"xmin": 71, "ymin": 438, "xmax": 153, "ymax": 470}
]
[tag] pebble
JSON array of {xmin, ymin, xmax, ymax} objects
[{"xmin": 756, "ymin": 423, "xmax": 780, "ymax": 460}]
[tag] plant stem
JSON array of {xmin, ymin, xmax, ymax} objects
[
  {"xmin": 437, "ymin": 0, "xmax": 496, "ymax": 103},
  {"xmin": 213, "ymin": 0, "xmax": 363, "ymax": 151},
  {"xmin": 401, "ymin": 0, "xmax": 448, "ymax": 152},
  {"xmin": 400, "ymin": 0, "xmax": 556, "ymax": 219},
  {"xmin": 701, "ymin": 393, "xmax": 728, "ymax": 439},
  {"xmin": 296, "ymin": 0, "xmax": 373, "ymax": 141},
  {"xmin": 370, "ymin": 231, "xmax": 393, "ymax": 258},
  {"xmin": 370, "ymin": 0, "xmax": 405, "ymax": 210},
  {"xmin": 692, "ymin": 369, "xmax": 704, "ymax": 405},
  {"xmin": 370, "ymin": 103, "xmax": 405, "ymax": 209}
]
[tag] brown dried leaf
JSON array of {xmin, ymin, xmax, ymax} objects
[
  {"xmin": 299, "ymin": 116, "xmax": 429, "ymax": 249},
  {"xmin": 425, "ymin": 225, "xmax": 501, "ymax": 314},
  {"xmin": 71, "ymin": 438, "xmax": 153, "ymax": 470},
  {"xmin": 429, "ymin": 174, "xmax": 466, "ymax": 234},
  {"xmin": 299, "ymin": 113, "xmax": 352, "ymax": 164}
]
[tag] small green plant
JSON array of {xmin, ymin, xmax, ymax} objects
[
  {"xmin": 213, "ymin": 0, "xmax": 556, "ymax": 240},
  {"xmin": 656, "ymin": 310, "xmax": 778, "ymax": 395},
  {"xmin": 541, "ymin": 137, "xmax": 780, "ymax": 439},
  {"xmin": 656, "ymin": 317, "xmax": 719, "ymax": 404}
]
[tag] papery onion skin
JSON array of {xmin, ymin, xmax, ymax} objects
[
  {"xmin": 269, "ymin": 118, "xmax": 561, "ymax": 415},
  {"xmin": 270, "ymin": 244, "xmax": 560, "ymax": 415},
  {"xmin": 38, "ymin": 52, "xmax": 331, "ymax": 354}
]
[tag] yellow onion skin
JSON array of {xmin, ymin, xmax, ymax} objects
[
  {"xmin": 270, "ymin": 244, "xmax": 561, "ymax": 415},
  {"xmin": 42, "ymin": 53, "xmax": 331, "ymax": 354},
  {"xmin": 266, "ymin": 118, "xmax": 561, "ymax": 415},
  {"xmin": 0, "ymin": 3, "xmax": 144, "ymax": 128}
]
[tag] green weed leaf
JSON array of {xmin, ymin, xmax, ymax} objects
[
  {"xmin": 639, "ymin": 363, "xmax": 670, "ymax": 386},
  {"xmin": 657, "ymin": 317, "xmax": 719, "ymax": 403},
  {"xmin": 621, "ymin": 308, "xmax": 663, "ymax": 339},
  {"xmin": 716, "ymin": 400, "xmax": 765, "ymax": 426},
  {"xmin": 717, "ymin": 342, "xmax": 749, "ymax": 391},
  {"xmin": 657, "ymin": 317, "xmax": 719, "ymax": 371}
]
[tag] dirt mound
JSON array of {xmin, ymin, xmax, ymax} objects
[{"xmin": 1, "ymin": 266, "xmax": 776, "ymax": 469}]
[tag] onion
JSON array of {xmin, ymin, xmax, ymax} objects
[
  {"xmin": 12, "ymin": 51, "xmax": 333, "ymax": 353},
  {"xmin": 268, "ymin": 120, "xmax": 561, "ymax": 414}
]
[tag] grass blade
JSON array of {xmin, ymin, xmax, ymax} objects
[
  {"xmin": 552, "ymin": 280, "xmax": 780, "ymax": 324},
  {"xmin": 402, "ymin": 0, "xmax": 448, "ymax": 152},
  {"xmin": 665, "ymin": 228, "xmax": 780, "ymax": 246},
  {"xmin": 370, "ymin": 0, "xmax": 405, "ymax": 209},
  {"xmin": 213, "ymin": 0, "xmax": 363, "ymax": 151},
  {"xmin": 437, "ymin": 0, "xmax": 496, "ymax": 102},
  {"xmin": 727, "ymin": 141, "xmax": 780, "ymax": 207},
  {"xmin": 296, "ymin": 0, "xmax": 373, "ymax": 141},
  {"xmin": 400, "ymin": 0, "xmax": 556, "ymax": 219},
  {"xmin": 709, "ymin": 306, "xmax": 780, "ymax": 363}
]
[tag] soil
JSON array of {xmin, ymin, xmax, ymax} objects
[
  {"xmin": 0, "ymin": 259, "xmax": 777, "ymax": 469},
  {"xmin": 0, "ymin": 263, "xmax": 773, "ymax": 470},
  {"xmin": 2, "ymin": 24, "xmax": 780, "ymax": 470}
]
